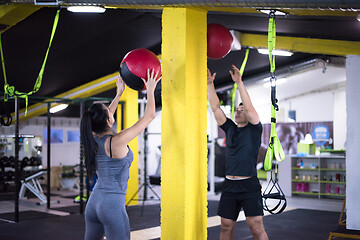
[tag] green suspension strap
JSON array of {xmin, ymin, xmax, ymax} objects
[
  {"xmin": 230, "ymin": 48, "xmax": 249, "ymax": 119},
  {"xmin": 1, "ymin": 9, "xmax": 60, "ymax": 116},
  {"xmin": 264, "ymin": 13, "xmax": 285, "ymax": 172},
  {"xmin": 262, "ymin": 11, "xmax": 286, "ymax": 215}
]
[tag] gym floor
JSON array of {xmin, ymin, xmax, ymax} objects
[{"xmin": 0, "ymin": 182, "xmax": 344, "ymax": 240}]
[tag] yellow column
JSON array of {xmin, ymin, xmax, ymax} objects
[
  {"xmin": 161, "ymin": 7, "xmax": 208, "ymax": 239},
  {"xmin": 117, "ymin": 87, "xmax": 139, "ymax": 206}
]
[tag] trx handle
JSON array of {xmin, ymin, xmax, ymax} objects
[
  {"xmin": 1, "ymin": 9, "xmax": 60, "ymax": 116},
  {"xmin": 262, "ymin": 164, "xmax": 287, "ymax": 214},
  {"xmin": 231, "ymin": 48, "xmax": 249, "ymax": 119}
]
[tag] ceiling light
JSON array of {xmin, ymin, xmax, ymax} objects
[
  {"xmin": 67, "ymin": 6, "xmax": 106, "ymax": 13},
  {"xmin": 257, "ymin": 48, "xmax": 293, "ymax": 56},
  {"xmin": 257, "ymin": 9, "xmax": 287, "ymax": 16},
  {"xmin": 50, "ymin": 104, "xmax": 69, "ymax": 113},
  {"xmin": 263, "ymin": 78, "xmax": 287, "ymax": 88},
  {"xmin": 357, "ymin": 13, "xmax": 360, "ymax": 22}
]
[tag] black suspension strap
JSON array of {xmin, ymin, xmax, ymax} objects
[{"xmin": 0, "ymin": 99, "xmax": 12, "ymax": 126}]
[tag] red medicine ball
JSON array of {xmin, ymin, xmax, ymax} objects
[
  {"xmin": 120, "ymin": 48, "xmax": 161, "ymax": 91},
  {"xmin": 207, "ymin": 23, "xmax": 233, "ymax": 59}
]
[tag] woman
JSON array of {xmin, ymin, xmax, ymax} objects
[{"xmin": 80, "ymin": 69, "xmax": 161, "ymax": 240}]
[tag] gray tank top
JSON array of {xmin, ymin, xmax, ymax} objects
[{"xmin": 93, "ymin": 135, "xmax": 134, "ymax": 194}]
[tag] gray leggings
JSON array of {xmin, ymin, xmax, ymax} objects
[{"xmin": 84, "ymin": 191, "xmax": 130, "ymax": 240}]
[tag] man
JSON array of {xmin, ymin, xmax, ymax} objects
[{"xmin": 207, "ymin": 65, "xmax": 268, "ymax": 240}]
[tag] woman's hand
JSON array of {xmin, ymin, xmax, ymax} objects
[
  {"xmin": 108, "ymin": 74, "xmax": 125, "ymax": 115},
  {"xmin": 116, "ymin": 74, "xmax": 125, "ymax": 94},
  {"xmin": 207, "ymin": 68, "xmax": 216, "ymax": 85},
  {"xmin": 143, "ymin": 68, "xmax": 161, "ymax": 92},
  {"xmin": 229, "ymin": 65, "xmax": 242, "ymax": 84}
]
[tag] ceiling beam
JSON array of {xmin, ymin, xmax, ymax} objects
[
  {"xmin": 204, "ymin": 7, "xmax": 359, "ymax": 17},
  {"xmin": 241, "ymin": 33, "xmax": 360, "ymax": 56},
  {"xmin": 102, "ymin": 5, "xmax": 358, "ymax": 17},
  {"xmin": 15, "ymin": 54, "xmax": 163, "ymax": 121},
  {"xmin": 15, "ymin": 72, "xmax": 119, "ymax": 122},
  {"xmin": 0, "ymin": 4, "xmax": 41, "ymax": 33}
]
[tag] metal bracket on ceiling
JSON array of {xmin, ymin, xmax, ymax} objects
[{"xmin": 257, "ymin": 9, "xmax": 288, "ymax": 17}]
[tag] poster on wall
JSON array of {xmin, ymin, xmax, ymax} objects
[
  {"xmin": 67, "ymin": 130, "xmax": 80, "ymax": 142},
  {"xmin": 261, "ymin": 121, "xmax": 333, "ymax": 155},
  {"xmin": 312, "ymin": 124, "xmax": 331, "ymax": 147},
  {"xmin": 43, "ymin": 129, "xmax": 64, "ymax": 143}
]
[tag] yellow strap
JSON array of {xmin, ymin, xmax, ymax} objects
[{"xmin": 231, "ymin": 49, "xmax": 250, "ymax": 118}]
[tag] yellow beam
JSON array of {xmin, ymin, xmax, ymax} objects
[
  {"xmin": 241, "ymin": 33, "xmax": 360, "ymax": 56},
  {"xmin": 15, "ymin": 52, "xmax": 162, "ymax": 122},
  {"xmin": 16, "ymin": 72, "xmax": 119, "ymax": 122},
  {"xmin": 117, "ymin": 87, "xmax": 139, "ymax": 206},
  {"xmin": 0, "ymin": 4, "xmax": 41, "ymax": 33},
  {"xmin": 161, "ymin": 7, "xmax": 208, "ymax": 239}
]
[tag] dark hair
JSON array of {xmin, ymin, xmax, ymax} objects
[
  {"xmin": 239, "ymin": 102, "xmax": 243, "ymax": 106},
  {"xmin": 80, "ymin": 103, "xmax": 110, "ymax": 179}
]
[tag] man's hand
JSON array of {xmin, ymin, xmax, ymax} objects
[
  {"xmin": 207, "ymin": 68, "xmax": 217, "ymax": 85},
  {"xmin": 229, "ymin": 65, "xmax": 242, "ymax": 84}
]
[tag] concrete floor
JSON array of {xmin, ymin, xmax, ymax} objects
[{"xmin": 0, "ymin": 182, "xmax": 344, "ymax": 239}]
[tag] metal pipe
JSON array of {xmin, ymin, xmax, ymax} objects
[
  {"xmin": 143, "ymin": 127, "xmax": 148, "ymax": 209},
  {"xmin": 44, "ymin": 0, "xmax": 360, "ymax": 9},
  {"xmin": 47, "ymin": 102, "xmax": 51, "ymax": 209},
  {"xmin": 14, "ymin": 98, "xmax": 19, "ymax": 223},
  {"xmin": 207, "ymin": 108, "xmax": 215, "ymax": 195},
  {"xmin": 216, "ymin": 57, "xmax": 345, "ymax": 92},
  {"xmin": 120, "ymin": 102, "xmax": 124, "ymax": 131},
  {"xmin": 79, "ymin": 101, "xmax": 84, "ymax": 214}
]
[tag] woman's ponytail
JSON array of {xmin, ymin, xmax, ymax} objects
[{"xmin": 80, "ymin": 111, "xmax": 97, "ymax": 179}]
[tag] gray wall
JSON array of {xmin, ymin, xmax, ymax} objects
[{"xmin": 346, "ymin": 55, "xmax": 360, "ymax": 230}]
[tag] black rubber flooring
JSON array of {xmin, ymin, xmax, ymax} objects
[
  {"xmin": 0, "ymin": 210, "xmax": 60, "ymax": 223},
  {"xmin": 0, "ymin": 202, "xmax": 341, "ymax": 240},
  {"xmin": 0, "ymin": 213, "xmax": 85, "ymax": 240},
  {"xmin": 208, "ymin": 209, "xmax": 340, "ymax": 240}
]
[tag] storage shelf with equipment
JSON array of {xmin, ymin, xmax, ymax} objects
[
  {"xmin": 0, "ymin": 135, "xmax": 43, "ymax": 198},
  {"xmin": 291, "ymin": 154, "xmax": 346, "ymax": 199}
]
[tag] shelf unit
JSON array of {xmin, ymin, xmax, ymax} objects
[{"xmin": 291, "ymin": 155, "xmax": 346, "ymax": 199}]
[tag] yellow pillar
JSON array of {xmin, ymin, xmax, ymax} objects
[
  {"xmin": 117, "ymin": 87, "xmax": 139, "ymax": 206},
  {"xmin": 161, "ymin": 7, "xmax": 208, "ymax": 239}
]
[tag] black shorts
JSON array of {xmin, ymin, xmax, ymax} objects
[{"xmin": 218, "ymin": 177, "xmax": 264, "ymax": 220}]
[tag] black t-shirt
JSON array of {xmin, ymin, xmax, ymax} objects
[{"xmin": 220, "ymin": 118, "xmax": 262, "ymax": 177}]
